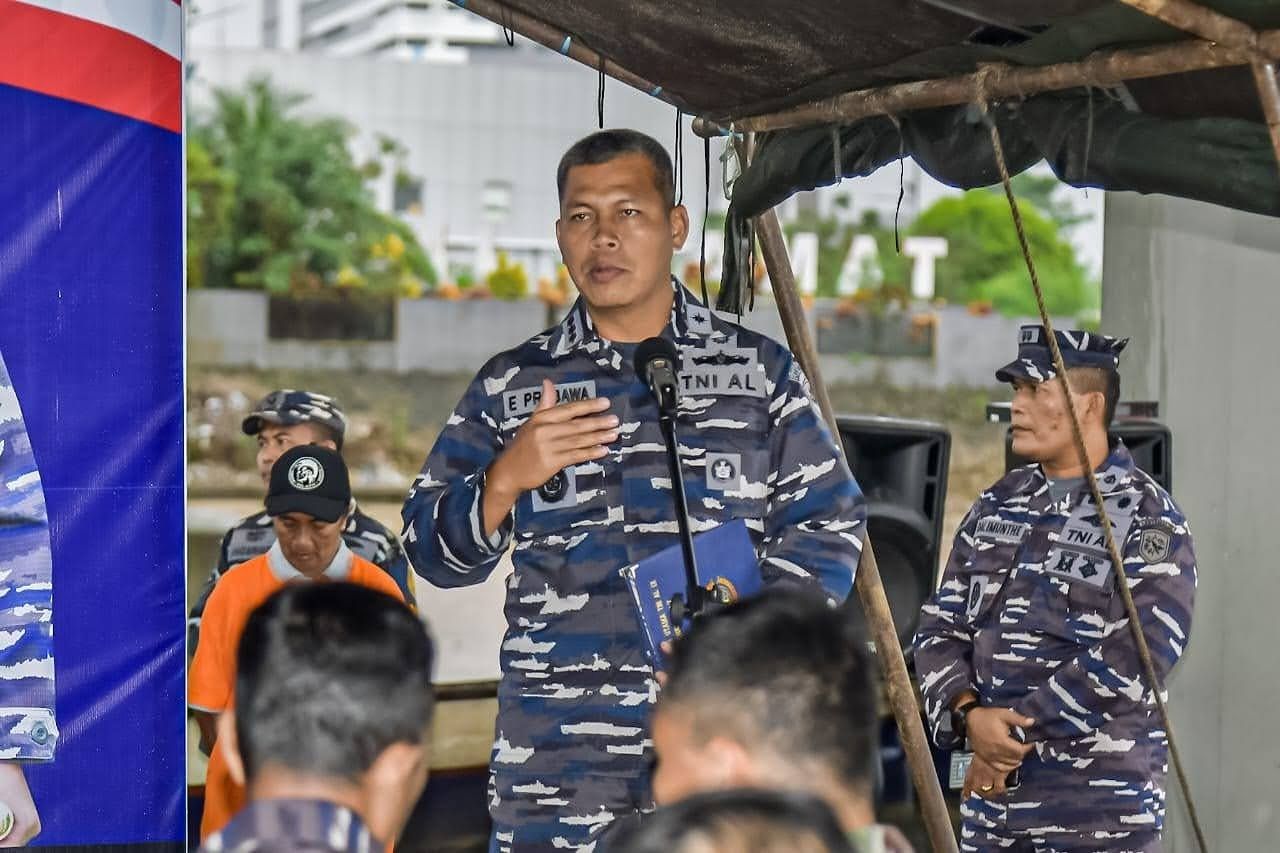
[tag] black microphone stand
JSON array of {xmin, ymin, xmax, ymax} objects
[
  {"xmin": 635, "ymin": 337, "xmax": 707, "ymax": 627},
  {"xmin": 656, "ymin": 406, "xmax": 705, "ymax": 625}
]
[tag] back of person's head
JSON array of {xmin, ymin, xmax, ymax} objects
[
  {"xmin": 610, "ymin": 788, "xmax": 856, "ymax": 853},
  {"xmin": 233, "ymin": 582, "xmax": 434, "ymax": 783},
  {"xmin": 655, "ymin": 590, "xmax": 877, "ymax": 800}
]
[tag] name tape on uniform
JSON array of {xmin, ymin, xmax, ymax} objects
[
  {"xmin": 975, "ymin": 518, "xmax": 1030, "ymax": 544},
  {"xmin": 504, "ymin": 380, "xmax": 598, "ymax": 417}
]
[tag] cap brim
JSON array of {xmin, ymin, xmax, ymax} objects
[
  {"xmin": 994, "ymin": 358, "xmax": 1056, "ymax": 384},
  {"xmin": 265, "ymin": 494, "xmax": 348, "ymax": 524},
  {"xmin": 242, "ymin": 412, "xmax": 302, "ymax": 436}
]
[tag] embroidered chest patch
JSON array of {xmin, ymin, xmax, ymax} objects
[
  {"xmin": 966, "ymin": 574, "xmax": 990, "ymax": 620},
  {"xmin": 679, "ymin": 345, "xmax": 765, "ymax": 398},
  {"xmin": 705, "ymin": 452, "xmax": 742, "ymax": 491},
  {"xmin": 1043, "ymin": 507, "xmax": 1133, "ymax": 588},
  {"xmin": 502, "ymin": 380, "xmax": 597, "ymax": 417},
  {"xmin": 974, "ymin": 517, "xmax": 1030, "ymax": 544}
]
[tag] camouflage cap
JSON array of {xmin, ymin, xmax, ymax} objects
[
  {"xmin": 242, "ymin": 389, "xmax": 347, "ymax": 448},
  {"xmin": 995, "ymin": 325, "xmax": 1129, "ymax": 384}
]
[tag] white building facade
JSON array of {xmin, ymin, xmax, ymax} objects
[{"xmin": 191, "ymin": 0, "xmax": 512, "ymax": 61}]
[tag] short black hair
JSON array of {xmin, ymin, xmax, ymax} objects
[
  {"xmin": 1067, "ymin": 366, "xmax": 1121, "ymax": 428},
  {"xmin": 306, "ymin": 421, "xmax": 344, "ymax": 451},
  {"xmin": 660, "ymin": 590, "xmax": 877, "ymax": 793},
  {"xmin": 610, "ymin": 788, "xmax": 855, "ymax": 853},
  {"xmin": 234, "ymin": 583, "xmax": 434, "ymax": 782},
  {"xmin": 556, "ymin": 129, "xmax": 675, "ymax": 209}
]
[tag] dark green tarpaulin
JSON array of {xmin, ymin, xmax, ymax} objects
[
  {"xmin": 492, "ymin": 0, "xmax": 1280, "ymax": 309},
  {"xmin": 719, "ymin": 92, "xmax": 1280, "ymax": 311}
]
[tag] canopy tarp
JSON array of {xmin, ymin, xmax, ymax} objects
[{"xmin": 483, "ymin": 0, "xmax": 1280, "ymax": 307}]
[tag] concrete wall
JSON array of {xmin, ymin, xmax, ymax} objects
[
  {"xmin": 187, "ymin": 289, "xmax": 268, "ymax": 367},
  {"xmin": 1102, "ymin": 192, "xmax": 1280, "ymax": 851},
  {"xmin": 397, "ymin": 298, "xmax": 553, "ymax": 373},
  {"xmin": 190, "ymin": 288, "xmax": 1057, "ymax": 387}
]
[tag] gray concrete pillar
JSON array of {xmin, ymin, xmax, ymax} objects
[{"xmin": 1102, "ymin": 192, "xmax": 1280, "ymax": 852}]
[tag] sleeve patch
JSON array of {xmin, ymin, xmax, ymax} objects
[{"xmin": 1138, "ymin": 528, "xmax": 1172, "ymax": 564}]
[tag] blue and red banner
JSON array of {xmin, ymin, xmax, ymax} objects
[{"xmin": 0, "ymin": 0, "xmax": 185, "ymax": 847}]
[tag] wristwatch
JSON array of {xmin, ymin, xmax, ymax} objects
[{"xmin": 950, "ymin": 699, "xmax": 980, "ymax": 740}]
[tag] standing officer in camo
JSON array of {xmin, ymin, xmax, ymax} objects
[
  {"xmin": 188, "ymin": 390, "xmax": 415, "ymax": 651},
  {"xmin": 913, "ymin": 326, "xmax": 1196, "ymax": 853},
  {"xmin": 401, "ymin": 129, "xmax": 867, "ymax": 852}
]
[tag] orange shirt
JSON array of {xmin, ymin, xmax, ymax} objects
[{"xmin": 189, "ymin": 546, "xmax": 404, "ymax": 839}]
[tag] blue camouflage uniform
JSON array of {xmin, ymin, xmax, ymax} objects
[
  {"xmin": 0, "ymin": 351, "xmax": 56, "ymax": 760},
  {"xmin": 402, "ymin": 280, "xmax": 866, "ymax": 852},
  {"xmin": 199, "ymin": 798, "xmax": 380, "ymax": 852},
  {"xmin": 913, "ymin": 328, "xmax": 1196, "ymax": 853}
]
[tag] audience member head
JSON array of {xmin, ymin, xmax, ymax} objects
[
  {"xmin": 651, "ymin": 589, "xmax": 878, "ymax": 832},
  {"xmin": 996, "ymin": 326, "xmax": 1127, "ymax": 470},
  {"xmin": 610, "ymin": 788, "xmax": 856, "ymax": 853},
  {"xmin": 242, "ymin": 389, "xmax": 348, "ymax": 485},
  {"xmin": 218, "ymin": 582, "xmax": 435, "ymax": 843},
  {"xmin": 265, "ymin": 445, "xmax": 352, "ymax": 578}
]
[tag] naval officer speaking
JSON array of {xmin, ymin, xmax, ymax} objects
[{"xmin": 401, "ymin": 129, "xmax": 867, "ymax": 852}]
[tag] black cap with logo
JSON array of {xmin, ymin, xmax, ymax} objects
[{"xmin": 265, "ymin": 445, "xmax": 351, "ymax": 524}]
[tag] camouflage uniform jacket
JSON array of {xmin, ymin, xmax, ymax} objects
[
  {"xmin": 0, "ymin": 351, "xmax": 56, "ymax": 760},
  {"xmin": 199, "ymin": 798, "xmax": 380, "ymax": 853},
  {"xmin": 913, "ymin": 442, "xmax": 1196, "ymax": 832},
  {"xmin": 401, "ymin": 282, "xmax": 865, "ymax": 815},
  {"xmin": 189, "ymin": 502, "xmax": 416, "ymax": 648}
]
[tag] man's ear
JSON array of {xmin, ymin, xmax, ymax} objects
[
  {"xmin": 670, "ymin": 205, "xmax": 690, "ymax": 251},
  {"xmin": 362, "ymin": 741, "xmax": 430, "ymax": 843},
  {"xmin": 1084, "ymin": 389, "xmax": 1106, "ymax": 428},
  {"xmin": 217, "ymin": 710, "xmax": 247, "ymax": 787},
  {"xmin": 703, "ymin": 735, "xmax": 758, "ymax": 788}
]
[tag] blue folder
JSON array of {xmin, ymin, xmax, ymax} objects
[{"xmin": 619, "ymin": 519, "xmax": 763, "ymax": 668}]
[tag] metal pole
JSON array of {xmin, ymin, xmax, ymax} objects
[
  {"xmin": 754, "ymin": 210, "xmax": 959, "ymax": 853},
  {"xmin": 693, "ymin": 31, "xmax": 1280, "ymax": 134}
]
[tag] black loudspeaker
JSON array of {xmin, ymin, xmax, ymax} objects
[
  {"xmin": 1003, "ymin": 418, "xmax": 1173, "ymax": 493},
  {"xmin": 836, "ymin": 416, "xmax": 951, "ymax": 646}
]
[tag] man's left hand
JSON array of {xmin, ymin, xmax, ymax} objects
[
  {"xmin": 962, "ymin": 753, "xmax": 1011, "ymax": 801},
  {"xmin": 0, "ymin": 763, "xmax": 40, "ymax": 846}
]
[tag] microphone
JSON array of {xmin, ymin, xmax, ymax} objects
[
  {"xmin": 634, "ymin": 337, "xmax": 680, "ymax": 416},
  {"xmin": 634, "ymin": 336, "xmax": 703, "ymax": 618}
]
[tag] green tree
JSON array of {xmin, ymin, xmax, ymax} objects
[
  {"xmin": 186, "ymin": 137, "xmax": 234, "ymax": 289},
  {"xmin": 187, "ymin": 76, "xmax": 436, "ymax": 294},
  {"xmin": 909, "ymin": 191, "xmax": 1095, "ymax": 316},
  {"xmin": 1003, "ymin": 172, "xmax": 1092, "ymax": 229}
]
